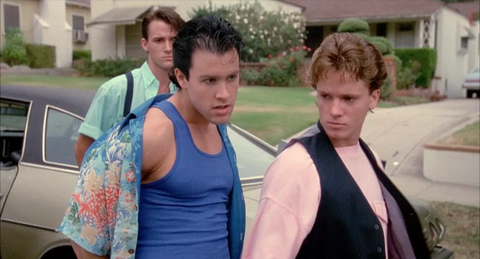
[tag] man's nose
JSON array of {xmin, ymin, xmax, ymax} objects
[
  {"xmin": 216, "ymin": 82, "xmax": 230, "ymax": 100},
  {"xmin": 329, "ymin": 99, "xmax": 343, "ymax": 117},
  {"xmin": 165, "ymin": 40, "xmax": 173, "ymax": 52}
]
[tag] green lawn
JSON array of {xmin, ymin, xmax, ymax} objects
[
  {"xmin": 432, "ymin": 201, "xmax": 480, "ymax": 259},
  {"xmin": 1, "ymin": 74, "xmax": 110, "ymax": 91},
  {"xmin": 231, "ymin": 87, "xmax": 317, "ymax": 145},
  {"xmin": 439, "ymin": 120, "xmax": 480, "ymax": 147}
]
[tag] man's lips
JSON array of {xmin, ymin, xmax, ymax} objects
[{"xmin": 327, "ymin": 121, "xmax": 346, "ymax": 128}]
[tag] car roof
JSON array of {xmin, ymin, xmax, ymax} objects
[{"xmin": 1, "ymin": 84, "xmax": 95, "ymax": 118}]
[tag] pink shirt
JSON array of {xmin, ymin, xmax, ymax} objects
[{"xmin": 242, "ymin": 142, "xmax": 389, "ymax": 259}]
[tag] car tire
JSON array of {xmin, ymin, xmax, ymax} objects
[{"xmin": 466, "ymin": 90, "xmax": 474, "ymax": 98}]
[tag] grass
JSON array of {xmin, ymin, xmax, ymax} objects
[
  {"xmin": 0, "ymin": 74, "xmax": 110, "ymax": 91},
  {"xmin": 438, "ymin": 120, "xmax": 480, "ymax": 147},
  {"xmin": 432, "ymin": 201, "xmax": 480, "ymax": 259},
  {"xmin": 231, "ymin": 86, "xmax": 317, "ymax": 145}
]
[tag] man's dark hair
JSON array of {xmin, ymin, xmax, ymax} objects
[
  {"xmin": 169, "ymin": 15, "xmax": 244, "ymax": 87},
  {"xmin": 142, "ymin": 7, "xmax": 184, "ymax": 40}
]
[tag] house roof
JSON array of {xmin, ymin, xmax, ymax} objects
[
  {"xmin": 280, "ymin": 0, "xmax": 445, "ymax": 24},
  {"xmin": 87, "ymin": 6, "xmax": 154, "ymax": 27},
  {"xmin": 66, "ymin": 0, "xmax": 90, "ymax": 8},
  {"xmin": 447, "ymin": 1, "xmax": 480, "ymax": 19}
]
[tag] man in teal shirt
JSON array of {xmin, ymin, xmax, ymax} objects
[{"xmin": 74, "ymin": 7, "xmax": 184, "ymax": 166}]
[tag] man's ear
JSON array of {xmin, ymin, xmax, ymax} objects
[
  {"xmin": 174, "ymin": 68, "xmax": 187, "ymax": 89},
  {"xmin": 141, "ymin": 38, "xmax": 148, "ymax": 52},
  {"xmin": 369, "ymin": 89, "xmax": 380, "ymax": 109}
]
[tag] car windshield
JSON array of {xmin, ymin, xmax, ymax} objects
[{"xmin": 227, "ymin": 126, "xmax": 275, "ymax": 180}]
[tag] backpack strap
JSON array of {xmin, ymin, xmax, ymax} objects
[{"xmin": 123, "ymin": 71, "xmax": 134, "ymax": 117}]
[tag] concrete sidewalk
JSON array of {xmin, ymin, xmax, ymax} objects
[{"xmin": 285, "ymin": 99, "xmax": 480, "ymax": 208}]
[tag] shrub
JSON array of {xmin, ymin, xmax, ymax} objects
[
  {"xmin": 338, "ymin": 18, "xmax": 370, "ymax": 34},
  {"xmin": 2, "ymin": 28, "xmax": 29, "ymax": 66},
  {"xmin": 191, "ymin": 1, "xmax": 306, "ymax": 62},
  {"xmin": 371, "ymin": 36, "xmax": 393, "ymax": 55},
  {"xmin": 395, "ymin": 48, "xmax": 437, "ymax": 88},
  {"xmin": 380, "ymin": 77, "xmax": 395, "ymax": 100},
  {"xmin": 241, "ymin": 46, "xmax": 309, "ymax": 87},
  {"xmin": 396, "ymin": 61, "xmax": 421, "ymax": 90},
  {"xmin": 79, "ymin": 57, "xmax": 145, "ymax": 77},
  {"xmin": 25, "ymin": 44, "xmax": 55, "ymax": 68},
  {"xmin": 73, "ymin": 50, "xmax": 92, "ymax": 61}
]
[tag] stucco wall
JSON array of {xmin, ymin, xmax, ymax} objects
[
  {"xmin": 0, "ymin": 0, "xmax": 39, "ymax": 49},
  {"xmin": 434, "ymin": 7, "xmax": 473, "ymax": 98},
  {"xmin": 66, "ymin": 4, "xmax": 91, "ymax": 50},
  {"xmin": 90, "ymin": 0, "xmax": 302, "ymax": 60}
]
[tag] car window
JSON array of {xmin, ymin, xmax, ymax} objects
[
  {"xmin": 44, "ymin": 107, "xmax": 81, "ymax": 167},
  {"xmin": 227, "ymin": 126, "xmax": 276, "ymax": 179},
  {"xmin": 0, "ymin": 99, "xmax": 28, "ymax": 165}
]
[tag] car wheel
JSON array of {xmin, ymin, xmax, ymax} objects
[{"xmin": 466, "ymin": 90, "xmax": 473, "ymax": 98}]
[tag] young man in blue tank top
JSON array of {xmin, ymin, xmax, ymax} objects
[
  {"xmin": 137, "ymin": 16, "xmax": 244, "ymax": 258},
  {"xmin": 60, "ymin": 15, "xmax": 245, "ymax": 259}
]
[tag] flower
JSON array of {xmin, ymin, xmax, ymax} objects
[
  {"xmin": 268, "ymin": 54, "xmax": 273, "ymax": 59},
  {"xmin": 307, "ymin": 47, "xmax": 312, "ymax": 52},
  {"xmin": 302, "ymin": 45, "xmax": 307, "ymax": 50},
  {"xmin": 289, "ymin": 48, "xmax": 294, "ymax": 52},
  {"xmin": 289, "ymin": 57, "xmax": 294, "ymax": 61},
  {"xmin": 295, "ymin": 46, "xmax": 300, "ymax": 50}
]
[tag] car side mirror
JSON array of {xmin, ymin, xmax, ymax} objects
[{"xmin": 277, "ymin": 139, "xmax": 288, "ymax": 157}]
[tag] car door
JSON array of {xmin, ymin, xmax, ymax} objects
[
  {"xmin": 0, "ymin": 98, "xmax": 29, "ymax": 213},
  {"xmin": 1, "ymin": 105, "xmax": 81, "ymax": 259}
]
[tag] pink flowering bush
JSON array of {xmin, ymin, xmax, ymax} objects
[
  {"xmin": 242, "ymin": 46, "xmax": 311, "ymax": 87},
  {"xmin": 191, "ymin": 1, "xmax": 307, "ymax": 62}
]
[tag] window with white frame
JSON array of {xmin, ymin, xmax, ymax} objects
[
  {"xmin": 395, "ymin": 22, "xmax": 415, "ymax": 48},
  {"xmin": 72, "ymin": 15, "xmax": 84, "ymax": 31},
  {"xmin": 2, "ymin": 3, "xmax": 20, "ymax": 33}
]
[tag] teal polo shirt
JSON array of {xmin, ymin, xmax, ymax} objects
[{"xmin": 79, "ymin": 61, "xmax": 177, "ymax": 140}]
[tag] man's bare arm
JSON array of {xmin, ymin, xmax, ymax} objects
[
  {"xmin": 75, "ymin": 134, "xmax": 95, "ymax": 167},
  {"xmin": 71, "ymin": 241, "xmax": 108, "ymax": 259}
]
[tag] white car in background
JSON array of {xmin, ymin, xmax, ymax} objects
[{"xmin": 462, "ymin": 67, "xmax": 480, "ymax": 98}]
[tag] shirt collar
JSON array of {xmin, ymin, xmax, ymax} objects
[{"xmin": 140, "ymin": 61, "xmax": 159, "ymax": 89}]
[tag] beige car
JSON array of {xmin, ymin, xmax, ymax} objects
[{"xmin": 0, "ymin": 85, "xmax": 453, "ymax": 258}]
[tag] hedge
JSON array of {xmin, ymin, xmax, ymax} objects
[
  {"xmin": 394, "ymin": 48, "xmax": 437, "ymax": 88},
  {"xmin": 73, "ymin": 49, "xmax": 91, "ymax": 61},
  {"xmin": 338, "ymin": 18, "xmax": 370, "ymax": 34},
  {"xmin": 25, "ymin": 44, "xmax": 55, "ymax": 68}
]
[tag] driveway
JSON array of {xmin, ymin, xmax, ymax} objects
[{"xmin": 361, "ymin": 99, "xmax": 480, "ymax": 207}]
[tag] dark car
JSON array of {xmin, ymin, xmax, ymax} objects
[{"xmin": 0, "ymin": 85, "xmax": 453, "ymax": 258}]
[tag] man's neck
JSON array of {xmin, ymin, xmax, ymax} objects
[
  {"xmin": 169, "ymin": 92, "xmax": 211, "ymax": 131},
  {"xmin": 147, "ymin": 60, "xmax": 171, "ymax": 93}
]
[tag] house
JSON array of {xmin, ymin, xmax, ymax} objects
[
  {"xmin": 280, "ymin": 0, "xmax": 480, "ymax": 98},
  {"xmin": 0, "ymin": 0, "xmax": 91, "ymax": 68},
  {"xmin": 87, "ymin": 0, "xmax": 301, "ymax": 61}
]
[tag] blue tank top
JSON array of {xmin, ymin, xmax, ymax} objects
[{"xmin": 135, "ymin": 101, "xmax": 233, "ymax": 259}]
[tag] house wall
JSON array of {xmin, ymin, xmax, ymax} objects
[
  {"xmin": 434, "ymin": 7, "xmax": 475, "ymax": 98},
  {"xmin": 0, "ymin": 0, "xmax": 39, "ymax": 50},
  {"xmin": 90, "ymin": 0, "xmax": 302, "ymax": 60},
  {"xmin": 66, "ymin": 4, "xmax": 91, "ymax": 50},
  {"xmin": 38, "ymin": 0, "xmax": 72, "ymax": 67}
]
